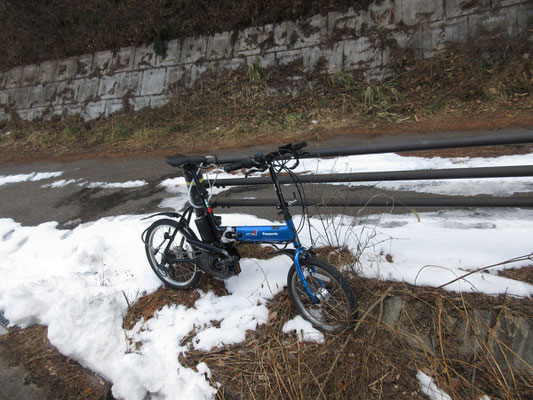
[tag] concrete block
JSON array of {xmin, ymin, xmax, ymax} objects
[
  {"xmin": 76, "ymin": 77, "xmax": 101, "ymax": 103},
  {"xmin": 149, "ymin": 94, "xmax": 171, "ymax": 108},
  {"xmin": 272, "ymin": 21, "xmax": 295, "ymax": 51},
  {"xmin": 134, "ymin": 44, "xmax": 156, "ymax": 69},
  {"xmin": 25, "ymin": 85, "xmax": 46, "ymax": 108},
  {"xmin": 479, "ymin": 13, "xmax": 509, "ymax": 34},
  {"xmin": 326, "ymin": 43, "xmax": 345, "ymax": 74},
  {"xmin": 36, "ymin": 61, "xmax": 58, "ymax": 84},
  {"xmin": 392, "ymin": 30, "xmax": 411, "ymax": 48},
  {"xmin": 5, "ymin": 67, "xmax": 24, "ymax": 89},
  {"xmin": 128, "ymin": 71, "xmax": 143, "ymax": 96},
  {"xmin": 303, "ymin": 44, "xmax": 337, "ymax": 73},
  {"xmin": 98, "ymin": 72, "xmax": 140, "ymax": 99},
  {"xmin": 6, "ymin": 88, "xmax": 27, "ymax": 108},
  {"xmin": 128, "ymin": 96, "xmax": 150, "ymax": 112},
  {"xmin": 444, "ymin": 16, "xmax": 469, "ymax": 43},
  {"xmin": 15, "ymin": 108, "xmax": 33, "ymax": 121},
  {"xmin": 189, "ymin": 62, "xmax": 216, "ymax": 87},
  {"xmin": 218, "ymin": 58, "xmax": 246, "ymax": 76},
  {"xmin": 381, "ymin": 296, "xmax": 403, "ymax": 326},
  {"xmin": 329, "ymin": 15, "xmax": 358, "ymax": 39},
  {"xmin": 82, "ymin": 100, "xmax": 107, "ymax": 120},
  {"xmin": 104, "ymin": 99, "xmax": 124, "ymax": 117},
  {"xmin": 411, "ymin": 24, "xmax": 446, "ymax": 57},
  {"xmin": 445, "ymin": 0, "xmax": 478, "ymax": 19},
  {"xmin": 395, "ymin": 0, "xmax": 444, "ymax": 26},
  {"xmin": 180, "ymin": 36, "xmax": 207, "ymax": 64},
  {"xmin": 513, "ymin": 4, "xmax": 532, "ymax": 35},
  {"xmin": 276, "ymin": 50, "xmax": 304, "ymax": 67},
  {"xmin": 369, "ymin": 0, "xmax": 394, "ymax": 28},
  {"xmin": 156, "ymin": 39, "xmax": 181, "ymax": 67},
  {"xmin": 0, "ymin": 90, "xmax": 8, "ymax": 107},
  {"xmin": 93, "ymin": 50, "xmax": 113, "ymax": 75},
  {"xmin": 51, "ymin": 105, "xmax": 68, "ymax": 120},
  {"xmin": 369, "ymin": 0, "xmax": 394, "ymax": 17},
  {"xmin": 41, "ymin": 83, "xmax": 59, "ymax": 105},
  {"xmin": 21, "ymin": 64, "xmax": 38, "ymax": 86},
  {"xmin": 234, "ymin": 25, "xmax": 272, "ymax": 56},
  {"xmin": 41, "ymin": 108, "xmax": 54, "ymax": 122},
  {"xmin": 293, "ymin": 14, "xmax": 327, "ymax": 49},
  {"xmin": 112, "ymin": 46, "xmax": 135, "ymax": 73},
  {"xmin": 165, "ymin": 65, "xmax": 187, "ymax": 89},
  {"xmin": 0, "ymin": 108, "xmax": 11, "ymax": 121},
  {"xmin": 500, "ymin": 0, "xmax": 529, "ymax": 6},
  {"xmin": 53, "ymin": 81, "xmax": 78, "ymax": 105},
  {"xmin": 327, "ymin": 11, "xmax": 345, "ymax": 36},
  {"xmin": 491, "ymin": 314, "xmax": 533, "ymax": 372},
  {"xmin": 56, "ymin": 57, "xmax": 77, "ymax": 81},
  {"xmin": 206, "ymin": 31, "xmax": 234, "ymax": 60},
  {"xmin": 64, "ymin": 104, "xmax": 84, "ymax": 117},
  {"xmin": 344, "ymin": 37, "xmax": 373, "ymax": 70},
  {"xmin": 246, "ymin": 53, "xmax": 276, "ymax": 70},
  {"xmin": 28, "ymin": 107, "xmax": 48, "ymax": 121},
  {"xmin": 74, "ymin": 54, "xmax": 94, "ymax": 78},
  {"xmin": 0, "ymin": 89, "xmax": 6, "ymax": 106},
  {"xmin": 140, "ymin": 68, "xmax": 167, "ymax": 96}
]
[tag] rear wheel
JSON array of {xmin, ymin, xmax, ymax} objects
[
  {"xmin": 287, "ymin": 257, "xmax": 358, "ymax": 334},
  {"xmin": 144, "ymin": 219, "xmax": 201, "ymax": 289}
]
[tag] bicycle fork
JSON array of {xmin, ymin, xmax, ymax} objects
[{"xmin": 293, "ymin": 248, "xmax": 328, "ymax": 304}]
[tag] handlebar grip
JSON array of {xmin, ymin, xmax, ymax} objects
[{"xmin": 223, "ymin": 158, "xmax": 254, "ymax": 172}]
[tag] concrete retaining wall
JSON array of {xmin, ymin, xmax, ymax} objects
[{"xmin": 0, "ymin": 0, "xmax": 531, "ymax": 122}]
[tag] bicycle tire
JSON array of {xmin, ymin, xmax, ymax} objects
[
  {"xmin": 144, "ymin": 218, "xmax": 201, "ymax": 289},
  {"xmin": 287, "ymin": 257, "xmax": 358, "ymax": 334}
]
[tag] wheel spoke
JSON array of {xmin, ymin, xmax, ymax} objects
[
  {"xmin": 290, "ymin": 260, "xmax": 356, "ymax": 333},
  {"xmin": 146, "ymin": 222, "xmax": 199, "ymax": 288}
]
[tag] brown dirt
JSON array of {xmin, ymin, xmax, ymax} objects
[{"xmin": 0, "ymin": 326, "xmax": 113, "ymax": 400}]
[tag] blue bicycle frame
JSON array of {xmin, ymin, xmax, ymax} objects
[{"xmin": 218, "ymin": 165, "xmax": 321, "ymax": 303}]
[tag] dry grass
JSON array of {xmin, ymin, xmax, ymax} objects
[
  {"xmin": 123, "ymin": 260, "xmax": 532, "ymax": 399},
  {"xmin": 498, "ymin": 266, "xmax": 533, "ymax": 286}
]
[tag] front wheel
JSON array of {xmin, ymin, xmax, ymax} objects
[
  {"xmin": 287, "ymin": 257, "xmax": 358, "ymax": 334},
  {"xmin": 144, "ymin": 219, "xmax": 201, "ymax": 289}
]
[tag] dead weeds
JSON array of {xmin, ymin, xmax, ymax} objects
[{"xmin": 122, "ymin": 270, "xmax": 532, "ymax": 399}]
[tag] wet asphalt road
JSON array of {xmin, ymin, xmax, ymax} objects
[{"xmin": 0, "ymin": 127, "xmax": 532, "ymax": 227}]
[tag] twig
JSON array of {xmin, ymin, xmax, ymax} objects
[{"xmin": 437, "ymin": 253, "xmax": 533, "ymax": 289}]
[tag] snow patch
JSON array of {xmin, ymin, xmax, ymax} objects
[
  {"xmin": 282, "ymin": 315, "xmax": 325, "ymax": 343},
  {"xmin": 417, "ymin": 371, "xmax": 452, "ymax": 400},
  {"xmin": 0, "ymin": 171, "xmax": 64, "ymax": 186}
]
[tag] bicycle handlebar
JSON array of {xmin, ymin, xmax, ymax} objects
[
  {"xmin": 165, "ymin": 141, "xmax": 307, "ymax": 170},
  {"xmin": 222, "ymin": 141, "xmax": 307, "ymax": 172},
  {"xmin": 223, "ymin": 158, "xmax": 255, "ymax": 172}
]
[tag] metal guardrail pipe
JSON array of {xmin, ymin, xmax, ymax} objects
[
  {"xmin": 211, "ymin": 165, "xmax": 533, "ymax": 187},
  {"xmin": 213, "ymin": 131, "xmax": 533, "ymax": 164},
  {"xmin": 212, "ymin": 197, "xmax": 533, "ymax": 208}
]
